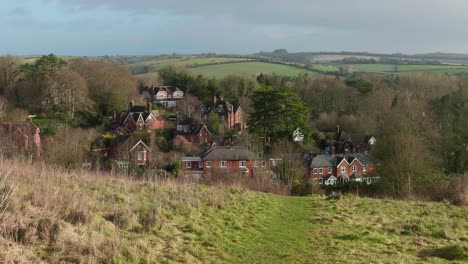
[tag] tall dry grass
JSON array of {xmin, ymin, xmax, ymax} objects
[{"xmin": 0, "ymin": 157, "xmax": 268, "ymax": 263}]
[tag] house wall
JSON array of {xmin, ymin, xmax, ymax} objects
[
  {"xmin": 182, "ymin": 160, "xmax": 204, "ymax": 171},
  {"xmin": 156, "ymin": 91, "xmax": 167, "ymax": 100},
  {"xmin": 194, "ymin": 127, "xmax": 211, "ymax": 143},
  {"xmin": 173, "ymin": 90, "xmax": 184, "ymax": 98},
  {"xmin": 309, "ymin": 158, "xmax": 375, "ymax": 181},
  {"xmin": 144, "ymin": 116, "xmax": 165, "ymax": 130},
  {"xmin": 123, "ymin": 117, "xmax": 136, "ymax": 130},
  {"xmin": 309, "ymin": 166, "xmax": 333, "ymax": 179},
  {"xmin": 129, "ymin": 145, "xmax": 150, "ymax": 166},
  {"xmin": 203, "ymin": 160, "xmax": 255, "ymax": 176}
]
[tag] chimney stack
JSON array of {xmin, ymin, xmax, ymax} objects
[
  {"xmin": 344, "ymin": 148, "xmax": 349, "ymax": 161},
  {"xmin": 330, "ymin": 139, "xmax": 336, "ymax": 156},
  {"xmin": 147, "ymin": 102, "xmax": 152, "ymax": 113},
  {"xmin": 213, "ymin": 95, "xmax": 217, "ymax": 105}
]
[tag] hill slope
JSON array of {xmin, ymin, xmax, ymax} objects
[
  {"xmin": 188, "ymin": 61, "xmax": 318, "ymax": 79},
  {"xmin": 0, "ymin": 159, "xmax": 466, "ymax": 263}
]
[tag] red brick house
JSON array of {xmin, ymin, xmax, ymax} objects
[
  {"xmin": 0, "ymin": 118, "xmax": 41, "ymax": 159},
  {"xmin": 108, "ymin": 137, "xmax": 152, "ymax": 170},
  {"xmin": 181, "ymin": 146, "xmax": 278, "ymax": 177},
  {"xmin": 308, "ymin": 149, "xmax": 378, "ymax": 185},
  {"xmin": 177, "ymin": 124, "xmax": 213, "ymax": 144},
  {"xmin": 201, "ymin": 96, "xmax": 246, "ymax": 131},
  {"xmin": 112, "ymin": 102, "xmax": 165, "ymax": 134}
]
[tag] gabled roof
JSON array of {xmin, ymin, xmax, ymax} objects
[
  {"xmin": 129, "ymin": 140, "xmax": 151, "ymax": 152},
  {"xmin": 194, "ymin": 125, "xmax": 211, "ymax": 136},
  {"xmin": 181, "ymin": 157, "xmax": 202, "ymax": 161},
  {"xmin": 202, "ymin": 146, "xmax": 254, "ymax": 161}
]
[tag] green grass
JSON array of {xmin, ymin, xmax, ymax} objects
[
  {"xmin": 188, "ymin": 62, "xmax": 319, "ymax": 79},
  {"xmin": 2, "ymin": 159, "xmax": 467, "ymax": 263},
  {"xmin": 308, "ymin": 64, "xmax": 341, "ymax": 73},
  {"xmin": 347, "ymin": 64, "xmax": 468, "ymax": 75},
  {"xmin": 128, "ymin": 57, "xmax": 252, "ymax": 73}
]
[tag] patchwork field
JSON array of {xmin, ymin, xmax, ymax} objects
[
  {"xmin": 1, "ymin": 159, "xmax": 466, "ymax": 263},
  {"xmin": 188, "ymin": 61, "xmax": 318, "ymax": 79},
  {"xmin": 128, "ymin": 57, "xmax": 252, "ymax": 74}
]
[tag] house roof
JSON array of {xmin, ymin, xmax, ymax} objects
[
  {"xmin": 181, "ymin": 157, "xmax": 202, "ymax": 161},
  {"xmin": 129, "ymin": 140, "xmax": 151, "ymax": 152},
  {"xmin": 310, "ymin": 153, "xmax": 376, "ymax": 168},
  {"xmin": 202, "ymin": 146, "xmax": 254, "ymax": 161},
  {"xmin": 309, "ymin": 155, "xmax": 334, "ymax": 168}
]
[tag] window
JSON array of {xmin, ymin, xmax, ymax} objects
[
  {"xmin": 206, "ymin": 161, "xmax": 212, "ymax": 168},
  {"xmin": 220, "ymin": 161, "xmax": 227, "ymax": 168},
  {"xmin": 198, "ymin": 162, "xmax": 203, "ymax": 168},
  {"xmin": 254, "ymin": 161, "xmax": 259, "ymax": 168},
  {"xmin": 118, "ymin": 163, "xmax": 129, "ymax": 169},
  {"xmin": 313, "ymin": 168, "xmax": 318, "ymax": 174},
  {"xmin": 319, "ymin": 178, "xmax": 323, "ymax": 184},
  {"xmin": 328, "ymin": 167, "xmax": 332, "ymax": 173},
  {"xmin": 239, "ymin": 161, "xmax": 246, "ymax": 168},
  {"xmin": 319, "ymin": 168, "xmax": 323, "ymax": 174},
  {"xmin": 341, "ymin": 166, "xmax": 346, "ymax": 173},
  {"xmin": 352, "ymin": 165, "xmax": 357, "ymax": 172},
  {"xmin": 261, "ymin": 161, "xmax": 266, "ymax": 167},
  {"xmin": 186, "ymin": 162, "xmax": 192, "ymax": 169},
  {"xmin": 363, "ymin": 165, "xmax": 367, "ymax": 172},
  {"xmin": 137, "ymin": 151, "xmax": 145, "ymax": 161}
]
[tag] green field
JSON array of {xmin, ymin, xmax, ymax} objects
[
  {"xmin": 2, "ymin": 158, "xmax": 467, "ymax": 263},
  {"xmin": 308, "ymin": 64, "xmax": 340, "ymax": 73},
  {"xmin": 348, "ymin": 64, "xmax": 468, "ymax": 74},
  {"xmin": 188, "ymin": 61, "xmax": 318, "ymax": 79},
  {"xmin": 128, "ymin": 57, "xmax": 252, "ymax": 73}
]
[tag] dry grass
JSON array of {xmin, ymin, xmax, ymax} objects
[{"xmin": 0, "ymin": 157, "xmax": 276, "ymax": 263}]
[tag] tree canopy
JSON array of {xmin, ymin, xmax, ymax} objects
[{"xmin": 249, "ymin": 86, "xmax": 310, "ymax": 142}]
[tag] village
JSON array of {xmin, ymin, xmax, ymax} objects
[{"xmin": 0, "ymin": 84, "xmax": 379, "ymax": 188}]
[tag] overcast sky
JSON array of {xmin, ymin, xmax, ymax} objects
[{"xmin": 1, "ymin": 0, "xmax": 468, "ymax": 55}]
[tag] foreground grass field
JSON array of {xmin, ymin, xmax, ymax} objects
[
  {"xmin": 0, "ymin": 159, "xmax": 466, "ymax": 263},
  {"xmin": 188, "ymin": 62, "xmax": 318, "ymax": 79}
]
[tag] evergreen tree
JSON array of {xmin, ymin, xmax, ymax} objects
[{"xmin": 249, "ymin": 86, "xmax": 310, "ymax": 142}]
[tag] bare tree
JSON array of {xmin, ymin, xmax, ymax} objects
[
  {"xmin": 0, "ymin": 56, "xmax": 22, "ymax": 93},
  {"xmin": 0, "ymin": 97, "xmax": 7, "ymax": 121},
  {"xmin": 176, "ymin": 94, "xmax": 202, "ymax": 120},
  {"xmin": 53, "ymin": 68, "xmax": 89, "ymax": 119}
]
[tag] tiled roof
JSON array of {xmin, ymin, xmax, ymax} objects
[
  {"xmin": 181, "ymin": 157, "xmax": 202, "ymax": 161},
  {"xmin": 309, "ymin": 155, "xmax": 334, "ymax": 168},
  {"xmin": 202, "ymin": 146, "xmax": 254, "ymax": 161}
]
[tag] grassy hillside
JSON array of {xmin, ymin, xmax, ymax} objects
[
  {"xmin": 1, "ymin": 159, "xmax": 466, "ymax": 263},
  {"xmin": 128, "ymin": 56, "xmax": 252, "ymax": 74},
  {"xmin": 188, "ymin": 62, "xmax": 318, "ymax": 79}
]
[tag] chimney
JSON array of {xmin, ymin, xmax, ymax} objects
[
  {"xmin": 129, "ymin": 100, "xmax": 134, "ymax": 111},
  {"xmin": 213, "ymin": 95, "xmax": 217, "ymax": 105},
  {"xmin": 112, "ymin": 111, "xmax": 117, "ymax": 121},
  {"xmin": 330, "ymin": 139, "xmax": 336, "ymax": 156},
  {"xmin": 344, "ymin": 148, "xmax": 349, "ymax": 161},
  {"xmin": 308, "ymin": 152, "xmax": 316, "ymax": 161},
  {"xmin": 147, "ymin": 102, "xmax": 152, "ymax": 113},
  {"xmin": 336, "ymin": 125, "xmax": 340, "ymax": 133}
]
